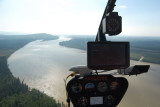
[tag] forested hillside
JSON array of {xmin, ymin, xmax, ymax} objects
[
  {"xmin": 0, "ymin": 34, "xmax": 65, "ymax": 107},
  {"xmin": 59, "ymin": 36, "xmax": 160, "ymax": 64},
  {"xmin": 0, "ymin": 57, "xmax": 63, "ymax": 106}
]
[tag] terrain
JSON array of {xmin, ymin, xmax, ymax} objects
[
  {"xmin": 1, "ymin": 34, "xmax": 160, "ymax": 106},
  {"xmin": 0, "ymin": 33, "xmax": 65, "ymax": 107},
  {"xmin": 0, "ymin": 33, "xmax": 58, "ymax": 57},
  {"xmin": 59, "ymin": 36, "xmax": 160, "ymax": 64}
]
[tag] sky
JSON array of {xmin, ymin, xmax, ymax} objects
[{"xmin": 0, "ymin": 0, "xmax": 160, "ymax": 36}]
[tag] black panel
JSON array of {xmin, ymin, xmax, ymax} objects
[
  {"xmin": 87, "ymin": 42, "xmax": 130, "ymax": 70},
  {"xmin": 67, "ymin": 75, "xmax": 128, "ymax": 107}
]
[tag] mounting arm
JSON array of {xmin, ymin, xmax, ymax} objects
[{"xmin": 95, "ymin": 0, "xmax": 117, "ymax": 42}]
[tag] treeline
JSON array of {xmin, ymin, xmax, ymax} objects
[
  {"xmin": 0, "ymin": 57, "xmax": 28, "ymax": 101},
  {"xmin": 0, "ymin": 33, "xmax": 58, "ymax": 57},
  {"xmin": 0, "ymin": 34, "xmax": 65, "ymax": 107},
  {"xmin": 59, "ymin": 36, "xmax": 160, "ymax": 64},
  {"xmin": 59, "ymin": 37, "xmax": 94, "ymax": 50},
  {"xmin": 0, "ymin": 57, "xmax": 64, "ymax": 107}
]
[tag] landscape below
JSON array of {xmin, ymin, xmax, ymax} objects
[
  {"xmin": 0, "ymin": 33, "xmax": 65, "ymax": 107},
  {"xmin": 0, "ymin": 33, "xmax": 160, "ymax": 107},
  {"xmin": 59, "ymin": 36, "xmax": 160, "ymax": 64}
]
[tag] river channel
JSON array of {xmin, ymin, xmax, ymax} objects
[{"xmin": 8, "ymin": 36, "xmax": 160, "ymax": 107}]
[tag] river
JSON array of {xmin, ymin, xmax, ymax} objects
[{"xmin": 8, "ymin": 36, "xmax": 160, "ymax": 107}]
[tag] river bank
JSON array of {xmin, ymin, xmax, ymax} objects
[{"xmin": 8, "ymin": 36, "xmax": 160, "ymax": 106}]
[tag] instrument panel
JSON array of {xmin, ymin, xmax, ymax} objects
[{"xmin": 67, "ymin": 75, "xmax": 128, "ymax": 107}]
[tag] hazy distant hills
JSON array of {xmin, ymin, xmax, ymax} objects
[
  {"xmin": 59, "ymin": 36, "xmax": 160, "ymax": 64},
  {"xmin": 0, "ymin": 33, "xmax": 58, "ymax": 40},
  {"xmin": 0, "ymin": 33, "xmax": 58, "ymax": 57}
]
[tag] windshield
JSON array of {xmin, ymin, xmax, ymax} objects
[{"xmin": 0, "ymin": 0, "xmax": 160, "ymax": 107}]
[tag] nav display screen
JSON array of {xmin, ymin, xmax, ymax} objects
[
  {"xmin": 87, "ymin": 42, "xmax": 129, "ymax": 70},
  {"xmin": 90, "ymin": 97, "xmax": 103, "ymax": 105}
]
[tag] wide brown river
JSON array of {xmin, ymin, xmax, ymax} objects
[{"xmin": 8, "ymin": 37, "xmax": 160, "ymax": 107}]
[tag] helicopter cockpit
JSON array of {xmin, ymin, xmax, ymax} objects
[{"xmin": 65, "ymin": 0, "xmax": 150, "ymax": 106}]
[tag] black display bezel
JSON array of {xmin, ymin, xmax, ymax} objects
[{"xmin": 87, "ymin": 42, "xmax": 130, "ymax": 70}]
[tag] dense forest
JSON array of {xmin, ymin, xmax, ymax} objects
[
  {"xmin": 0, "ymin": 34, "xmax": 65, "ymax": 107},
  {"xmin": 59, "ymin": 36, "xmax": 160, "ymax": 64}
]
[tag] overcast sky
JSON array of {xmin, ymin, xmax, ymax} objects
[{"xmin": 0, "ymin": 0, "xmax": 160, "ymax": 36}]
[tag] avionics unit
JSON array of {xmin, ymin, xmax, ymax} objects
[{"xmin": 87, "ymin": 42, "xmax": 130, "ymax": 70}]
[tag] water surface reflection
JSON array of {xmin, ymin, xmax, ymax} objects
[{"xmin": 8, "ymin": 37, "xmax": 160, "ymax": 106}]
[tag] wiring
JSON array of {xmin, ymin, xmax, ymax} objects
[{"xmin": 64, "ymin": 72, "xmax": 77, "ymax": 107}]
